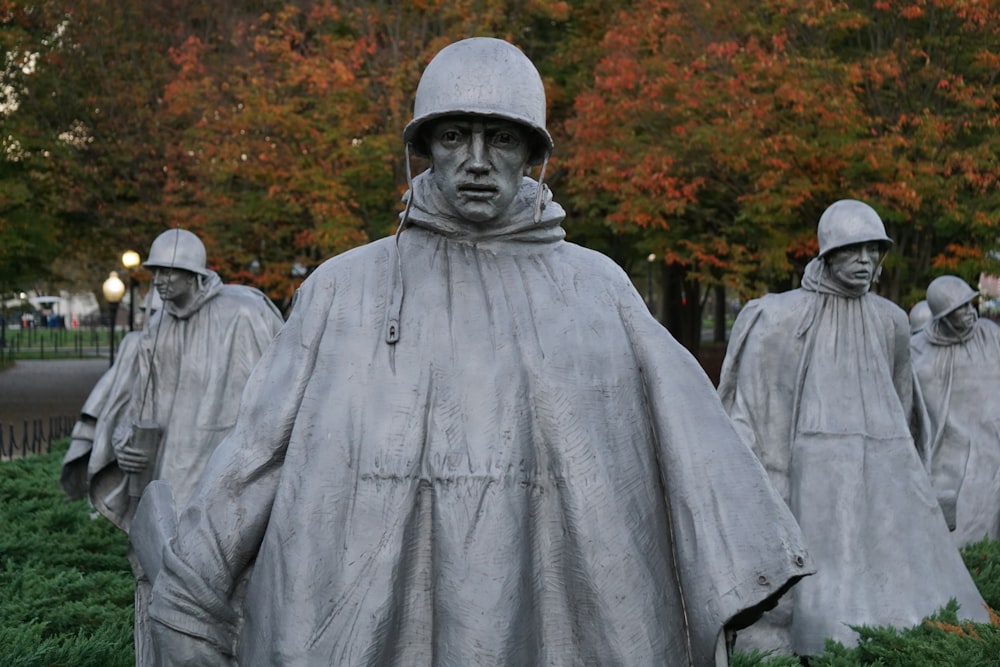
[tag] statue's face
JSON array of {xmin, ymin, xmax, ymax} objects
[
  {"xmin": 944, "ymin": 300, "xmax": 977, "ymax": 333},
  {"xmin": 825, "ymin": 241, "xmax": 882, "ymax": 291},
  {"xmin": 426, "ymin": 116, "xmax": 532, "ymax": 225},
  {"xmin": 152, "ymin": 267, "xmax": 198, "ymax": 306}
]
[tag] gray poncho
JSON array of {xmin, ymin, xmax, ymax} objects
[
  {"xmin": 90, "ymin": 272, "xmax": 284, "ymax": 531},
  {"xmin": 147, "ymin": 175, "xmax": 812, "ymax": 666},
  {"xmin": 911, "ymin": 315, "xmax": 1000, "ymax": 546},
  {"xmin": 719, "ymin": 259, "xmax": 989, "ymax": 655}
]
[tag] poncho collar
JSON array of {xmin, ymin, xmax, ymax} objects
[
  {"xmin": 383, "ymin": 171, "xmax": 566, "ymax": 346},
  {"xmin": 800, "ymin": 257, "xmax": 871, "ymax": 298},
  {"xmin": 163, "ymin": 270, "xmax": 223, "ymax": 320},
  {"xmin": 924, "ymin": 314, "xmax": 978, "ymax": 345},
  {"xmin": 400, "ymin": 170, "xmax": 566, "ymax": 244},
  {"xmin": 793, "ymin": 257, "xmax": 872, "ymax": 339}
]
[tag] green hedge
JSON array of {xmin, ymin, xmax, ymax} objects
[
  {"xmin": 2, "ymin": 443, "xmax": 1000, "ymax": 666},
  {"xmin": 0, "ymin": 444, "xmax": 133, "ymax": 667}
]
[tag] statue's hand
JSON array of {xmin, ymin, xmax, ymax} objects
[
  {"xmin": 117, "ymin": 445, "xmax": 150, "ymax": 474},
  {"xmin": 151, "ymin": 621, "xmax": 234, "ymax": 667}
]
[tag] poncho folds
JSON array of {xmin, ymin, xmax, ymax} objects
[
  {"xmin": 60, "ymin": 330, "xmax": 144, "ymax": 501},
  {"xmin": 148, "ymin": 174, "xmax": 812, "ymax": 666},
  {"xmin": 89, "ymin": 271, "xmax": 284, "ymax": 531},
  {"xmin": 718, "ymin": 259, "xmax": 989, "ymax": 656},
  {"xmin": 911, "ymin": 315, "xmax": 1000, "ymax": 546}
]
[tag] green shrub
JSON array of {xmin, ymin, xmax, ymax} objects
[{"xmin": 0, "ymin": 443, "xmax": 133, "ymax": 667}]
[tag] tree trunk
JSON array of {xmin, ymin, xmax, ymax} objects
[
  {"xmin": 713, "ymin": 283, "xmax": 727, "ymax": 343},
  {"xmin": 661, "ymin": 263, "xmax": 703, "ymax": 356}
]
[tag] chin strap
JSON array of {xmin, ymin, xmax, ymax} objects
[
  {"xmin": 532, "ymin": 152, "xmax": 551, "ymax": 224},
  {"xmin": 386, "ymin": 146, "xmax": 415, "ymax": 346}
]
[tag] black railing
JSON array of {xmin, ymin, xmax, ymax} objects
[
  {"xmin": 0, "ymin": 416, "xmax": 75, "ymax": 460},
  {"xmin": 0, "ymin": 326, "xmax": 126, "ymax": 361}
]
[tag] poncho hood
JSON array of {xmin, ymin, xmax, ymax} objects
[
  {"xmin": 801, "ymin": 256, "xmax": 872, "ymax": 297},
  {"xmin": 923, "ymin": 313, "xmax": 978, "ymax": 345},
  {"xmin": 401, "ymin": 171, "xmax": 566, "ymax": 244},
  {"xmin": 163, "ymin": 270, "xmax": 223, "ymax": 320}
]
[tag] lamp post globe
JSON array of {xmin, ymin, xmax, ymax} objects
[
  {"xmin": 121, "ymin": 250, "xmax": 141, "ymax": 331},
  {"xmin": 646, "ymin": 253, "xmax": 656, "ymax": 313},
  {"xmin": 102, "ymin": 271, "xmax": 126, "ymax": 366}
]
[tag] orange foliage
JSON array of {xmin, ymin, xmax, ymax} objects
[{"xmin": 563, "ymin": 0, "xmax": 1000, "ymax": 301}]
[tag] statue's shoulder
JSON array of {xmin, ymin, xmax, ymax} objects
[
  {"xmin": 740, "ymin": 288, "xmax": 809, "ymax": 325},
  {"xmin": 289, "ymin": 238, "xmax": 395, "ymax": 308},
  {"xmin": 978, "ymin": 317, "xmax": 1000, "ymax": 336},
  {"xmin": 558, "ymin": 242, "xmax": 639, "ymax": 285},
  {"xmin": 212, "ymin": 285, "xmax": 283, "ymax": 324},
  {"xmin": 867, "ymin": 293, "xmax": 909, "ymax": 329},
  {"xmin": 309, "ymin": 237, "xmax": 395, "ymax": 280}
]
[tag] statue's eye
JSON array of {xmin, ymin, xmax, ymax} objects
[
  {"xmin": 488, "ymin": 130, "xmax": 521, "ymax": 148},
  {"xmin": 437, "ymin": 129, "xmax": 464, "ymax": 145}
]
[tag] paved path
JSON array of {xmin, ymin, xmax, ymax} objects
[{"xmin": 0, "ymin": 358, "xmax": 108, "ymax": 430}]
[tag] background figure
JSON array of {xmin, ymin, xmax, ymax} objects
[
  {"xmin": 86, "ymin": 228, "xmax": 283, "ymax": 667},
  {"xmin": 909, "ymin": 299, "xmax": 932, "ymax": 335},
  {"xmin": 911, "ymin": 275, "xmax": 1000, "ymax": 546},
  {"xmin": 88, "ymin": 228, "xmax": 284, "ymax": 532},
  {"xmin": 906, "ymin": 299, "xmax": 935, "ymax": 460},
  {"xmin": 139, "ymin": 38, "xmax": 812, "ymax": 667},
  {"xmin": 719, "ymin": 200, "xmax": 989, "ymax": 657},
  {"xmin": 61, "ymin": 291, "xmax": 162, "ymax": 501}
]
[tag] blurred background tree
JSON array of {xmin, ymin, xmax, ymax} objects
[{"xmin": 1, "ymin": 0, "xmax": 997, "ymax": 348}]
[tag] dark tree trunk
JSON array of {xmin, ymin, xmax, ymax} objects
[
  {"xmin": 660, "ymin": 262, "xmax": 703, "ymax": 357},
  {"xmin": 713, "ymin": 283, "xmax": 727, "ymax": 343}
]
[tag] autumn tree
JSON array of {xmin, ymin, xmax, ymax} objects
[
  {"xmin": 830, "ymin": 0, "xmax": 1000, "ymax": 306},
  {"xmin": 564, "ymin": 0, "xmax": 999, "ymax": 351},
  {"xmin": 2, "ymin": 2, "xmax": 81, "ymax": 294},
  {"xmin": 1, "ymin": 0, "xmax": 207, "ymax": 305}
]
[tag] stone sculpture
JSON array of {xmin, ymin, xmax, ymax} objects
[
  {"xmin": 909, "ymin": 299, "xmax": 932, "ymax": 335},
  {"xmin": 88, "ymin": 228, "xmax": 284, "ymax": 532},
  {"xmin": 911, "ymin": 275, "xmax": 1000, "ymax": 546},
  {"xmin": 83, "ymin": 229, "xmax": 283, "ymax": 665},
  {"xmin": 718, "ymin": 200, "xmax": 989, "ymax": 656},
  {"xmin": 61, "ymin": 292, "xmax": 161, "ymax": 501},
  {"xmin": 135, "ymin": 37, "xmax": 813, "ymax": 667}
]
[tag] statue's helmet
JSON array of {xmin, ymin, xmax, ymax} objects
[
  {"xmin": 926, "ymin": 275, "xmax": 978, "ymax": 319},
  {"xmin": 402, "ymin": 37, "xmax": 553, "ymax": 166},
  {"xmin": 816, "ymin": 199, "xmax": 893, "ymax": 258},
  {"xmin": 909, "ymin": 300, "xmax": 932, "ymax": 334},
  {"xmin": 143, "ymin": 228, "xmax": 209, "ymax": 276}
]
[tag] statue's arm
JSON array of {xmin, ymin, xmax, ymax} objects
[{"xmin": 888, "ymin": 304, "xmax": 915, "ymax": 417}]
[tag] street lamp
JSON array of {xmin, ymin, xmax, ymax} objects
[
  {"xmin": 646, "ymin": 253, "xmax": 657, "ymax": 313},
  {"xmin": 102, "ymin": 271, "xmax": 126, "ymax": 366},
  {"xmin": 121, "ymin": 250, "xmax": 141, "ymax": 331}
]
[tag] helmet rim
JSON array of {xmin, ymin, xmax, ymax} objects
[
  {"xmin": 926, "ymin": 275, "xmax": 978, "ymax": 319},
  {"xmin": 142, "ymin": 229, "xmax": 210, "ymax": 276},
  {"xmin": 403, "ymin": 37, "xmax": 553, "ymax": 166},
  {"xmin": 816, "ymin": 199, "xmax": 894, "ymax": 258}
]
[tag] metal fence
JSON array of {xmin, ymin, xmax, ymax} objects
[
  {"xmin": 0, "ymin": 416, "xmax": 75, "ymax": 460},
  {"xmin": 0, "ymin": 325, "xmax": 125, "ymax": 362}
]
